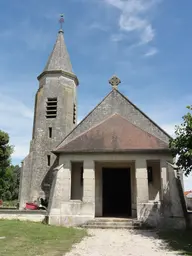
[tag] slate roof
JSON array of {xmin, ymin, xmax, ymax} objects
[
  {"xmin": 54, "ymin": 89, "xmax": 171, "ymax": 152},
  {"xmin": 55, "ymin": 113, "xmax": 169, "ymax": 153},
  {"xmin": 43, "ymin": 29, "xmax": 73, "ymax": 73}
]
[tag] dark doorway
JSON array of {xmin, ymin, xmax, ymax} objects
[{"xmin": 102, "ymin": 168, "xmax": 131, "ymax": 217}]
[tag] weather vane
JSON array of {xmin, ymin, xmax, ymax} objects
[{"xmin": 59, "ymin": 14, "xmax": 64, "ymax": 30}]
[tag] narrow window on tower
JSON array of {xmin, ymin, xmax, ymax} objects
[
  {"xmin": 46, "ymin": 98, "xmax": 57, "ymax": 119},
  {"xmin": 49, "ymin": 127, "xmax": 52, "ymax": 138},
  {"xmin": 47, "ymin": 155, "xmax": 51, "ymax": 166},
  {"xmin": 73, "ymin": 104, "xmax": 76, "ymax": 124}
]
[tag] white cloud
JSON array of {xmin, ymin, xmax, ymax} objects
[
  {"xmin": 111, "ymin": 33, "xmax": 124, "ymax": 42},
  {"xmin": 0, "ymin": 93, "xmax": 33, "ymax": 161},
  {"xmin": 104, "ymin": 0, "xmax": 161, "ymax": 45},
  {"xmin": 140, "ymin": 25, "xmax": 155, "ymax": 44},
  {"xmin": 89, "ymin": 22, "xmax": 109, "ymax": 31},
  {"xmin": 144, "ymin": 47, "xmax": 158, "ymax": 57}
]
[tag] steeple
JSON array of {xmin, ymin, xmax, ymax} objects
[
  {"xmin": 43, "ymin": 29, "xmax": 73, "ymax": 73},
  {"xmin": 38, "ymin": 16, "xmax": 78, "ymax": 85}
]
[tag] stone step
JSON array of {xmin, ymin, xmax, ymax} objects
[
  {"xmin": 90, "ymin": 218, "xmax": 136, "ymax": 223},
  {"xmin": 81, "ymin": 224, "xmax": 141, "ymax": 229},
  {"xmin": 80, "ymin": 218, "xmax": 143, "ymax": 229},
  {"xmin": 85, "ymin": 221, "xmax": 140, "ymax": 226}
]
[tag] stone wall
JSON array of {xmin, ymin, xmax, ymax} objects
[
  {"xmin": 47, "ymin": 153, "xmax": 186, "ymax": 229},
  {"xmin": 0, "ymin": 210, "xmax": 47, "ymax": 222},
  {"xmin": 48, "ymin": 163, "xmax": 94, "ymax": 227},
  {"xmin": 138, "ymin": 163, "xmax": 186, "ymax": 229},
  {"xmin": 19, "ymin": 154, "xmax": 32, "ymax": 209},
  {"xmin": 48, "ymin": 153, "xmax": 175, "ymax": 227}
]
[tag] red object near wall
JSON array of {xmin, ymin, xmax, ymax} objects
[{"xmin": 25, "ymin": 203, "xmax": 38, "ymax": 210}]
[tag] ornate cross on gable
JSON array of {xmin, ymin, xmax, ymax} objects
[{"xmin": 109, "ymin": 75, "xmax": 121, "ymax": 90}]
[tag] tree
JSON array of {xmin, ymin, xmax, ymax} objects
[
  {"xmin": 1, "ymin": 165, "xmax": 20, "ymax": 201},
  {"xmin": 0, "ymin": 130, "xmax": 13, "ymax": 171},
  {"xmin": 169, "ymin": 105, "xmax": 192, "ymax": 176},
  {"xmin": 0, "ymin": 130, "xmax": 16, "ymax": 200}
]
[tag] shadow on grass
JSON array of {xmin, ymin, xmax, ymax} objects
[
  {"xmin": 158, "ymin": 230, "xmax": 192, "ymax": 256},
  {"xmin": 132, "ymin": 228, "xmax": 192, "ymax": 256}
]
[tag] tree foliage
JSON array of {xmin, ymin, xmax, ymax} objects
[
  {"xmin": 169, "ymin": 105, "xmax": 192, "ymax": 176},
  {"xmin": 0, "ymin": 130, "xmax": 13, "ymax": 171},
  {"xmin": 0, "ymin": 130, "xmax": 20, "ymax": 201},
  {"xmin": 0, "ymin": 165, "xmax": 20, "ymax": 201}
]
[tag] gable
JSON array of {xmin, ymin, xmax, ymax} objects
[
  {"xmin": 55, "ymin": 114, "xmax": 169, "ymax": 153},
  {"xmin": 55, "ymin": 89, "xmax": 171, "ymax": 151}
]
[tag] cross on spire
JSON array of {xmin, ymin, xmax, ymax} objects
[
  {"xmin": 109, "ymin": 75, "xmax": 121, "ymax": 90},
  {"xmin": 59, "ymin": 14, "xmax": 64, "ymax": 31}
]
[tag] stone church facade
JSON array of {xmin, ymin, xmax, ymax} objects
[{"xmin": 19, "ymin": 27, "xmax": 186, "ymax": 229}]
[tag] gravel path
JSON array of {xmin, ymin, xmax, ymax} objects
[{"xmin": 65, "ymin": 229, "xmax": 179, "ymax": 256}]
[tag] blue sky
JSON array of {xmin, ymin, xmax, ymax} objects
[{"xmin": 0, "ymin": 0, "xmax": 192, "ymax": 189}]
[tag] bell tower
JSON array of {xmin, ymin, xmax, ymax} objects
[{"xmin": 19, "ymin": 19, "xmax": 79, "ymax": 207}]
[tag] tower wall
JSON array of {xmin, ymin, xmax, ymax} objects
[
  {"xmin": 19, "ymin": 74, "xmax": 77, "ymax": 207},
  {"xmin": 30, "ymin": 74, "xmax": 77, "ymax": 201}
]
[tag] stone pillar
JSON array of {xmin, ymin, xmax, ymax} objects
[
  {"xmin": 160, "ymin": 159, "xmax": 172, "ymax": 221},
  {"xmin": 19, "ymin": 154, "xmax": 32, "ymax": 209},
  {"xmin": 83, "ymin": 160, "xmax": 95, "ymax": 203},
  {"xmin": 160, "ymin": 159, "xmax": 168, "ymax": 201},
  {"xmin": 48, "ymin": 161, "xmax": 71, "ymax": 226},
  {"xmin": 136, "ymin": 159, "xmax": 149, "ymax": 220},
  {"xmin": 95, "ymin": 166, "xmax": 102, "ymax": 217},
  {"xmin": 48, "ymin": 161, "xmax": 71, "ymax": 210},
  {"xmin": 136, "ymin": 159, "xmax": 149, "ymax": 203},
  {"xmin": 63, "ymin": 161, "xmax": 72, "ymax": 201}
]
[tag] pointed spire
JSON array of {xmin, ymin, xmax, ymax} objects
[
  {"xmin": 43, "ymin": 27, "xmax": 73, "ymax": 73},
  {"xmin": 38, "ymin": 16, "xmax": 79, "ymax": 86}
]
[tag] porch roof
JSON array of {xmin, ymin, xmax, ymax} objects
[{"xmin": 54, "ymin": 113, "xmax": 169, "ymax": 153}]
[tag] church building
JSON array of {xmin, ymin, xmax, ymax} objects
[{"xmin": 19, "ymin": 25, "xmax": 186, "ymax": 229}]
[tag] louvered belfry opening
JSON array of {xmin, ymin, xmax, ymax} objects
[
  {"xmin": 46, "ymin": 97, "xmax": 57, "ymax": 118},
  {"xmin": 73, "ymin": 104, "xmax": 76, "ymax": 124}
]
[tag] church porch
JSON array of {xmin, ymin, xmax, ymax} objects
[
  {"xmin": 95, "ymin": 161, "xmax": 136, "ymax": 218},
  {"xmin": 48, "ymin": 154, "xmax": 169, "ymax": 227}
]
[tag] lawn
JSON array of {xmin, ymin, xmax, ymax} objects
[
  {"xmin": 158, "ymin": 230, "xmax": 192, "ymax": 256},
  {"xmin": 0, "ymin": 220, "xmax": 87, "ymax": 256}
]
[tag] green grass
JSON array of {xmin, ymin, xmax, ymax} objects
[
  {"xmin": 0, "ymin": 220, "xmax": 87, "ymax": 256},
  {"xmin": 158, "ymin": 230, "xmax": 192, "ymax": 256}
]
